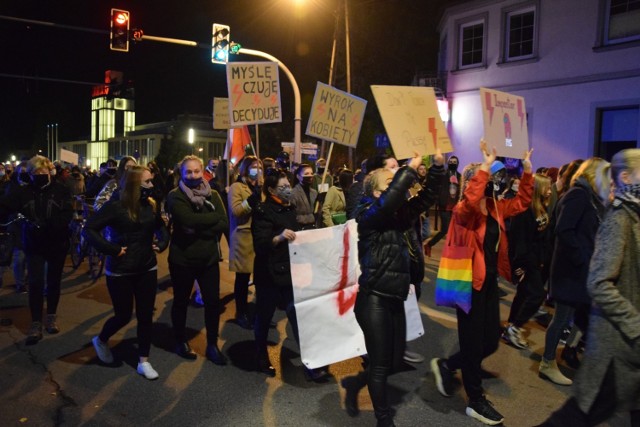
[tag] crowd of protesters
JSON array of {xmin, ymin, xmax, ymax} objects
[{"xmin": 0, "ymin": 142, "xmax": 639, "ymax": 427}]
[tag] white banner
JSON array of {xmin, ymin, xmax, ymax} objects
[{"xmin": 289, "ymin": 219, "xmax": 424, "ymax": 369}]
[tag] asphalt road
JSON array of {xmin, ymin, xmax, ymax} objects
[{"xmin": 0, "ymin": 238, "xmax": 628, "ymax": 427}]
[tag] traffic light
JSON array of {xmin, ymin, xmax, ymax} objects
[
  {"xmin": 212, "ymin": 23, "xmax": 230, "ymax": 64},
  {"xmin": 110, "ymin": 8, "xmax": 130, "ymax": 52}
]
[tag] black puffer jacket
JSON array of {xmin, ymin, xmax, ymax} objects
[
  {"xmin": 355, "ymin": 166, "xmax": 441, "ymax": 300},
  {"xmin": 252, "ymin": 196, "xmax": 300, "ymax": 288},
  {"xmin": 83, "ymin": 196, "xmax": 169, "ymax": 276},
  {"xmin": 0, "ymin": 180, "xmax": 73, "ymax": 255}
]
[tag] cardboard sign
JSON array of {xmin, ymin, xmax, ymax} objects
[
  {"xmin": 213, "ymin": 97, "xmax": 232, "ymax": 129},
  {"xmin": 226, "ymin": 62, "xmax": 282, "ymax": 126},
  {"xmin": 371, "ymin": 85, "xmax": 452, "ymax": 159},
  {"xmin": 59, "ymin": 148, "xmax": 79, "ymax": 165},
  {"xmin": 306, "ymin": 82, "xmax": 367, "ymax": 147},
  {"xmin": 479, "ymin": 87, "xmax": 529, "ymax": 158}
]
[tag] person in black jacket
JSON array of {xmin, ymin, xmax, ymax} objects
[
  {"xmin": 251, "ymin": 168, "xmax": 328, "ymax": 380},
  {"xmin": 166, "ymin": 156, "xmax": 228, "ymax": 365},
  {"xmin": 504, "ymin": 173, "xmax": 553, "ymax": 349},
  {"xmin": 341, "ymin": 152, "xmax": 442, "ymax": 427},
  {"xmin": 0, "ymin": 155, "xmax": 73, "ymax": 344},
  {"xmin": 84, "ymin": 165, "xmax": 169, "ymax": 380}
]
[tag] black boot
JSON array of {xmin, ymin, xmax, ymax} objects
[
  {"xmin": 256, "ymin": 351, "xmax": 276, "ymax": 377},
  {"xmin": 341, "ymin": 372, "xmax": 367, "ymax": 417},
  {"xmin": 561, "ymin": 346, "xmax": 581, "ymax": 369},
  {"xmin": 175, "ymin": 342, "xmax": 197, "ymax": 360},
  {"xmin": 205, "ymin": 344, "xmax": 227, "ymax": 365}
]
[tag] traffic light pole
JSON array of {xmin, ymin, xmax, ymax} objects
[{"xmin": 235, "ymin": 48, "xmax": 302, "ymax": 164}]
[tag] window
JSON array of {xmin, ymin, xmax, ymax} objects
[
  {"xmin": 595, "ymin": 106, "xmax": 639, "ymax": 160},
  {"xmin": 504, "ymin": 5, "xmax": 537, "ymax": 61},
  {"xmin": 458, "ymin": 17, "xmax": 486, "ymax": 69},
  {"xmin": 603, "ymin": 0, "xmax": 640, "ymax": 45}
]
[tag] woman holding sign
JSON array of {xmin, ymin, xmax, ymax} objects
[
  {"xmin": 431, "ymin": 140, "xmax": 533, "ymax": 425},
  {"xmin": 342, "ymin": 152, "xmax": 442, "ymax": 427}
]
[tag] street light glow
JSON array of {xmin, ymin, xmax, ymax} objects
[{"xmin": 188, "ymin": 128, "xmax": 195, "ymax": 144}]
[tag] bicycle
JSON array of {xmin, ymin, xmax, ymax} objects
[{"xmin": 69, "ymin": 196, "xmax": 104, "ymax": 281}]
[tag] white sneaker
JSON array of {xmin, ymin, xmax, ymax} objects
[
  {"xmin": 403, "ymin": 350, "xmax": 425, "ymax": 363},
  {"xmin": 504, "ymin": 324, "xmax": 529, "ymax": 349},
  {"xmin": 92, "ymin": 336, "xmax": 113, "ymax": 364},
  {"xmin": 137, "ymin": 361, "xmax": 159, "ymax": 380}
]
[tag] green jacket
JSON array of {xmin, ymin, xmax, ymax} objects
[{"xmin": 166, "ymin": 187, "xmax": 228, "ymax": 267}]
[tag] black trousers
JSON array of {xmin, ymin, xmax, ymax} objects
[
  {"xmin": 447, "ymin": 272, "xmax": 501, "ymax": 401},
  {"xmin": 254, "ymin": 283, "xmax": 299, "ymax": 357},
  {"xmin": 170, "ymin": 262, "xmax": 221, "ymax": 345},
  {"xmin": 99, "ymin": 270, "xmax": 157, "ymax": 358},
  {"xmin": 354, "ymin": 291, "xmax": 406, "ymax": 422},
  {"xmin": 508, "ymin": 266, "xmax": 547, "ymax": 327},
  {"xmin": 234, "ymin": 272, "xmax": 251, "ymax": 316},
  {"xmin": 26, "ymin": 244, "xmax": 68, "ymax": 322}
]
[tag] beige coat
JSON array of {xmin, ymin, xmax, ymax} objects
[
  {"xmin": 322, "ymin": 186, "xmax": 345, "ymax": 227},
  {"xmin": 228, "ymin": 180, "xmax": 254, "ymax": 273}
]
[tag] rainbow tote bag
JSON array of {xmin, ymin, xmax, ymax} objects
[{"xmin": 434, "ymin": 231, "xmax": 474, "ymax": 314}]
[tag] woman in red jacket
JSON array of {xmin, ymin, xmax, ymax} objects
[{"xmin": 431, "ymin": 140, "xmax": 533, "ymax": 426}]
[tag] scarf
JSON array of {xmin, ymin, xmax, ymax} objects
[
  {"xmin": 615, "ymin": 183, "xmax": 640, "ymax": 218},
  {"xmin": 179, "ymin": 179, "xmax": 212, "ymax": 209}
]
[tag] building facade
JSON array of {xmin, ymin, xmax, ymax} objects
[{"xmin": 437, "ymin": 0, "xmax": 640, "ymax": 168}]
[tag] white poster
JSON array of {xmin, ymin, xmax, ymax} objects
[{"xmin": 289, "ymin": 220, "xmax": 424, "ymax": 369}]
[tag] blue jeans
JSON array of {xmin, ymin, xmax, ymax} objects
[{"xmin": 543, "ymin": 302, "xmax": 575, "ymax": 361}]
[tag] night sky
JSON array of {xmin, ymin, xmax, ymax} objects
[{"xmin": 0, "ymin": 0, "xmax": 449, "ymax": 161}]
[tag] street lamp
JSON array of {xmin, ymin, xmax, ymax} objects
[{"xmin": 188, "ymin": 128, "xmax": 195, "ymax": 144}]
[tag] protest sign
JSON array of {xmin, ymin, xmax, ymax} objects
[
  {"xmin": 371, "ymin": 85, "xmax": 452, "ymax": 159},
  {"xmin": 289, "ymin": 220, "xmax": 424, "ymax": 369},
  {"xmin": 479, "ymin": 87, "xmax": 529, "ymax": 158},
  {"xmin": 226, "ymin": 62, "xmax": 282, "ymax": 126},
  {"xmin": 213, "ymin": 97, "xmax": 232, "ymax": 129},
  {"xmin": 306, "ymin": 82, "xmax": 367, "ymax": 147}
]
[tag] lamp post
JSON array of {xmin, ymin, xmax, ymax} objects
[{"xmin": 188, "ymin": 128, "xmax": 195, "ymax": 154}]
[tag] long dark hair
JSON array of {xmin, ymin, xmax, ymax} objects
[
  {"xmin": 120, "ymin": 165, "xmax": 154, "ymax": 221},
  {"xmin": 116, "ymin": 156, "xmax": 137, "ymax": 182}
]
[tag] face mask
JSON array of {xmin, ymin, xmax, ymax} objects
[
  {"xmin": 511, "ymin": 185, "xmax": 519, "ymax": 192},
  {"xmin": 275, "ymin": 187, "xmax": 292, "ymax": 202},
  {"xmin": 248, "ymin": 168, "xmax": 260, "ymax": 180},
  {"xmin": 448, "ymin": 163, "xmax": 458, "ymax": 172},
  {"xmin": 485, "ymin": 182, "xmax": 496, "ymax": 198},
  {"xmin": 106, "ymin": 168, "xmax": 117, "ymax": 177},
  {"xmin": 32, "ymin": 174, "xmax": 50, "ymax": 189},
  {"xmin": 140, "ymin": 186, "xmax": 154, "ymax": 200},
  {"xmin": 389, "ymin": 167, "xmax": 399, "ymax": 175},
  {"xmin": 301, "ymin": 176, "xmax": 314, "ymax": 186},
  {"xmin": 19, "ymin": 172, "xmax": 30, "ymax": 183},
  {"xmin": 317, "ymin": 167, "xmax": 325, "ymax": 175},
  {"xmin": 183, "ymin": 177, "xmax": 202, "ymax": 188}
]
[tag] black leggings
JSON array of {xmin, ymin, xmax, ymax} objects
[
  {"xmin": 254, "ymin": 283, "xmax": 299, "ymax": 356},
  {"xmin": 234, "ymin": 272, "xmax": 251, "ymax": 316},
  {"xmin": 170, "ymin": 262, "xmax": 221, "ymax": 345},
  {"xmin": 508, "ymin": 266, "xmax": 547, "ymax": 327},
  {"xmin": 26, "ymin": 245, "xmax": 68, "ymax": 322},
  {"xmin": 99, "ymin": 270, "xmax": 157, "ymax": 358},
  {"xmin": 447, "ymin": 272, "xmax": 501, "ymax": 401},
  {"xmin": 354, "ymin": 292, "xmax": 406, "ymax": 422}
]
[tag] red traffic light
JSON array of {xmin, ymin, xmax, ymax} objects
[{"xmin": 114, "ymin": 12, "xmax": 128, "ymax": 26}]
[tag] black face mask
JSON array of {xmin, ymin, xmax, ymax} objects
[
  {"xmin": 105, "ymin": 168, "xmax": 117, "ymax": 177},
  {"xmin": 19, "ymin": 172, "xmax": 30, "ymax": 183},
  {"xmin": 317, "ymin": 167, "xmax": 325, "ymax": 175},
  {"xmin": 183, "ymin": 177, "xmax": 202, "ymax": 189},
  {"xmin": 448, "ymin": 163, "xmax": 458, "ymax": 172},
  {"xmin": 31, "ymin": 174, "xmax": 50, "ymax": 190},
  {"xmin": 301, "ymin": 176, "xmax": 314, "ymax": 186},
  {"xmin": 140, "ymin": 186, "xmax": 154, "ymax": 200}
]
